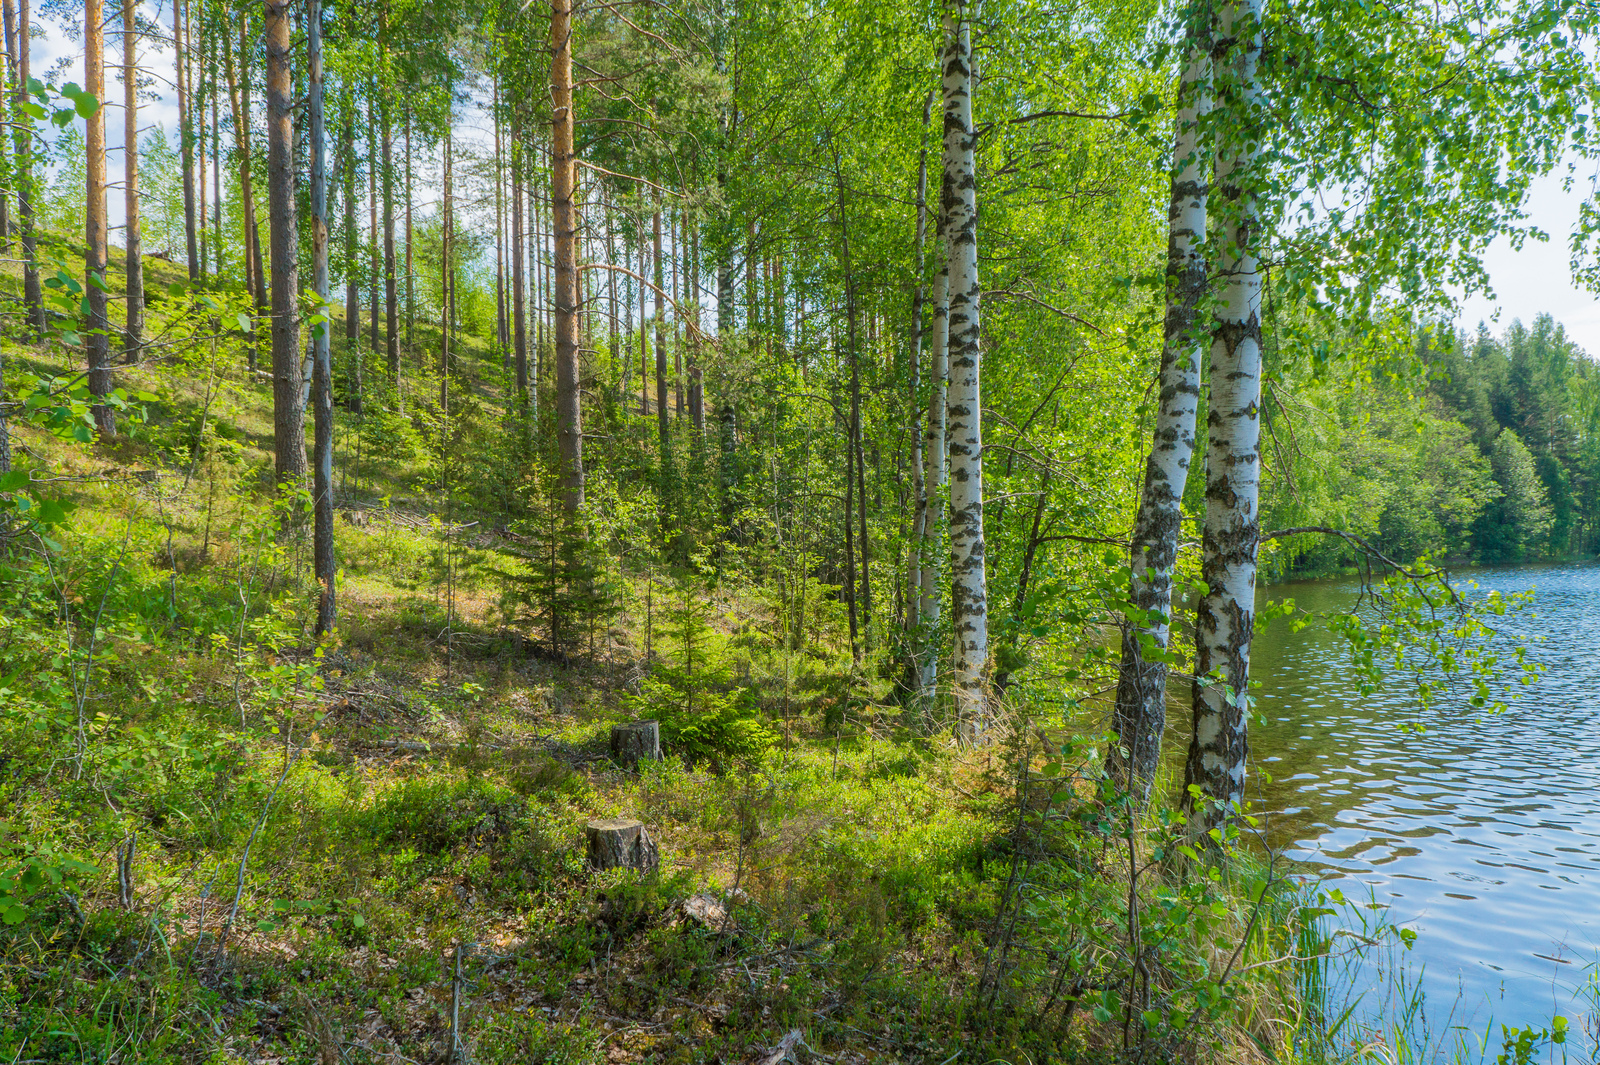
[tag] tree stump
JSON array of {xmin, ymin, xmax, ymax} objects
[
  {"xmin": 586, "ymin": 818, "xmax": 660, "ymax": 873},
  {"xmin": 610, "ymin": 720, "xmax": 661, "ymax": 767}
]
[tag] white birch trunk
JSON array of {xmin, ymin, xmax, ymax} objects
[
  {"xmin": 1184, "ymin": 0, "xmax": 1263, "ymax": 826},
  {"xmin": 1111, "ymin": 5, "xmax": 1212, "ymax": 798},
  {"xmin": 941, "ymin": 7, "xmax": 987, "ymax": 739}
]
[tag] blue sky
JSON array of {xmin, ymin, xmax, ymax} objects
[{"xmin": 1456, "ymin": 170, "xmax": 1600, "ymax": 354}]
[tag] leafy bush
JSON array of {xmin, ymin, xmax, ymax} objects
[
  {"xmin": 635, "ymin": 676, "xmax": 776, "ymax": 765},
  {"xmin": 361, "ymin": 776, "xmax": 527, "ymax": 855}
]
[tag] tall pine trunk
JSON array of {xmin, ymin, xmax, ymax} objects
[
  {"xmin": 942, "ymin": 7, "xmax": 986, "ymax": 736},
  {"xmin": 440, "ymin": 121, "xmax": 452, "ymax": 410},
  {"xmin": 265, "ymin": 0, "xmax": 305, "ymax": 483},
  {"xmin": 512, "ymin": 113, "xmax": 528, "ymax": 401},
  {"xmin": 493, "ymin": 77, "xmax": 507, "ymax": 362},
  {"xmin": 381, "ymin": 15, "xmax": 397, "ymax": 380},
  {"xmin": 196, "ymin": 4, "xmax": 206, "ymax": 282},
  {"xmin": 551, "ymin": 0, "xmax": 583, "ymax": 513},
  {"xmin": 225, "ymin": 12, "xmax": 265, "ymax": 368},
  {"xmin": 121, "ymin": 0, "xmax": 143, "ymax": 363},
  {"xmin": 309, "ymin": 0, "xmax": 335, "ymax": 634},
  {"xmin": 367, "ymin": 90, "xmax": 379, "ymax": 359},
  {"xmin": 653, "ymin": 194, "xmax": 668, "ymax": 462},
  {"xmin": 917, "ymin": 225, "xmax": 949, "ymax": 707},
  {"xmin": 342, "ymin": 78, "xmax": 359, "ymax": 400},
  {"xmin": 905, "ymin": 91, "xmax": 932, "ymax": 647},
  {"xmin": 639, "ymin": 212, "xmax": 649, "ymax": 415},
  {"xmin": 85, "ymin": 0, "xmax": 115, "ymax": 437},
  {"xmin": 1111, "ymin": 4, "xmax": 1212, "ymax": 799},
  {"xmin": 0, "ymin": 8, "xmax": 9, "ymax": 251},
  {"xmin": 1183, "ymin": 0, "xmax": 1263, "ymax": 830},
  {"xmin": 175, "ymin": 0, "xmax": 197, "ymax": 280},
  {"xmin": 7, "ymin": 0, "xmax": 42, "ymax": 333},
  {"xmin": 404, "ymin": 109, "xmax": 413, "ymax": 360}
]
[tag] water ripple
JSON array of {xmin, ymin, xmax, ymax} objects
[{"xmin": 1164, "ymin": 560, "xmax": 1600, "ymax": 1027}]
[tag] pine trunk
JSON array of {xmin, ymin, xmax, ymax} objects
[
  {"xmin": 639, "ymin": 216, "xmax": 649, "ymax": 415},
  {"xmin": 494, "ymin": 78, "xmax": 507, "ymax": 362},
  {"xmin": 309, "ymin": 0, "xmax": 335, "ymax": 634},
  {"xmin": 440, "ymin": 123, "xmax": 452, "ymax": 411},
  {"xmin": 942, "ymin": 8, "xmax": 987, "ymax": 738},
  {"xmin": 1111, "ymin": 7, "xmax": 1212, "ymax": 798},
  {"xmin": 653, "ymin": 196, "xmax": 668, "ymax": 462},
  {"xmin": 381, "ymin": 16, "xmax": 397, "ymax": 380},
  {"xmin": 85, "ymin": 0, "xmax": 115, "ymax": 437},
  {"xmin": 917, "ymin": 242, "xmax": 949, "ymax": 706},
  {"xmin": 404, "ymin": 110, "xmax": 413, "ymax": 360},
  {"xmin": 224, "ymin": 13, "xmax": 262, "ymax": 369},
  {"xmin": 1184, "ymin": 0, "xmax": 1263, "ymax": 830},
  {"xmin": 512, "ymin": 117, "xmax": 528, "ymax": 401},
  {"xmin": 265, "ymin": 0, "xmax": 305, "ymax": 484},
  {"xmin": 175, "ymin": 0, "xmax": 197, "ymax": 280},
  {"xmin": 8, "ymin": 0, "xmax": 42, "ymax": 333},
  {"xmin": 367, "ymin": 91, "xmax": 379, "ymax": 359},
  {"xmin": 905, "ymin": 91, "xmax": 932, "ymax": 645},
  {"xmin": 342, "ymin": 82, "xmax": 359, "ymax": 394},
  {"xmin": 121, "ymin": 0, "xmax": 142, "ymax": 363},
  {"xmin": 551, "ymin": 0, "xmax": 583, "ymax": 514}
]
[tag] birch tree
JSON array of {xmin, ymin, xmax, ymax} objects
[
  {"xmin": 1183, "ymin": 0, "xmax": 1263, "ymax": 827},
  {"xmin": 1110, "ymin": 2, "xmax": 1212, "ymax": 798},
  {"xmin": 941, "ymin": 4, "xmax": 987, "ymax": 737}
]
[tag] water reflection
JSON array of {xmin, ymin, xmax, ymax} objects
[{"xmin": 1164, "ymin": 561, "xmax": 1600, "ymax": 1027}]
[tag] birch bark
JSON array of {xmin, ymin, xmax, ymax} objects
[
  {"xmin": 941, "ymin": 6, "xmax": 987, "ymax": 737},
  {"xmin": 1110, "ymin": 3, "xmax": 1212, "ymax": 798},
  {"xmin": 1184, "ymin": 0, "xmax": 1263, "ymax": 828}
]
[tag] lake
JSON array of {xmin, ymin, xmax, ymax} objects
[{"xmin": 1182, "ymin": 561, "xmax": 1600, "ymax": 1039}]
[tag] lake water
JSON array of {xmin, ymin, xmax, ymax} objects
[{"xmin": 1181, "ymin": 561, "xmax": 1600, "ymax": 1038}]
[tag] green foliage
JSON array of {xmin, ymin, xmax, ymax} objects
[
  {"xmin": 497, "ymin": 457, "xmax": 623, "ymax": 658},
  {"xmin": 1476, "ymin": 429, "xmax": 1554, "ymax": 561},
  {"xmin": 0, "ymin": 838, "xmax": 98, "ymax": 926},
  {"xmin": 627, "ymin": 573, "xmax": 775, "ymax": 765}
]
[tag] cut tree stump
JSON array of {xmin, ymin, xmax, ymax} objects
[
  {"xmin": 610, "ymin": 720, "xmax": 661, "ymax": 767},
  {"xmin": 586, "ymin": 818, "xmax": 660, "ymax": 873}
]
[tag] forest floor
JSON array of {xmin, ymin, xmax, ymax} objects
[{"xmin": 0, "ymin": 251, "xmax": 1333, "ymax": 1064}]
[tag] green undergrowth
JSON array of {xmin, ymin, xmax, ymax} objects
[
  {"xmin": 0, "ymin": 503, "xmax": 1364, "ymax": 1063},
  {"xmin": 0, "ymin": 271, "xmax": 1364, "ymax": 1064}
]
